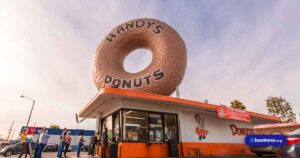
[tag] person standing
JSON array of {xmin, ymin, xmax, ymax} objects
[
  {"xmin": 18, "ymin": 142, "xmax": 30, "ymax": 158},
  {"xmin": 64, "ymin": 131, "xmax": 72, "ymax": 157},
  {"xmin": 57, "ymin": 128, "xmax": 67, "ymax": 158},
  {"xmin": 77, "ymin": 131, "xmax": 85, "ymax": 158},
  {"xmin": 101, "ymin": 128, "xmax": 108, "ymax": 158},
  {"xmin": 90, "ymin": 133, "xmax": 98, "ymax": 156},
  {"xmin": 34, "ymin": 127, "xmax": 49, "ymax": 158},
  {"xmin": 95, "ymin": 131, "xmax": 101, "ymax": 156}
]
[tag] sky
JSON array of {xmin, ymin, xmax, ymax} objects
[{"xmin": 0, "ymin": 0, "xmax": 300, "ymax": 139}]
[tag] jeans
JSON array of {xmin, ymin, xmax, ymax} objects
[
  {"xmin": 57, "ymin": 141, "xmax": 66, "ymax": 158},
  {"xmin": 34, "ymin": 143, "xmax": 46, "ymax": 158},
  {"xmin": 34, "ymin": 144, "xmax": 39, "ymax": 158},
  {"xmin": 64, "ymin": 143, "xmax": 70, "ymax": 156},
  {"xmin": 77, "ymin": 143, "xmax": 83, "ymax": 157}
]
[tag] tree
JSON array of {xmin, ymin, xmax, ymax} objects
[
  {"xmin": 49, "ymin": 124, "xmax": 60, "ymax": 129},
  {"xmin": 230, "ymin": 99, "xmax": 246, "ymax": 110},
  {"xmin": 266, "ymin": 96, "xmax": 296, "ymax": 123}
]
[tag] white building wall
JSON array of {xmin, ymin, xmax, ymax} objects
[
  {"xmin": 181, "ymin": 109, "xmax": 254, "ymax": 143},
  {"xmin": 120, "ymin": 99, "xmax": 255, "ymax": 144}
]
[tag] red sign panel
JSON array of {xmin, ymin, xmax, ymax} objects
[
  {"xmin": 27, "ymin": 127, "xmax": 37, "ymax": 135},
  {"xmin": 217, "ymin": 106, "xmax": 251, "ymax": 122}
]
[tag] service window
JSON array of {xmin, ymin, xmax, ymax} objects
[
  {"xmin": 123, "ymin": 110, "xmax": 148, "ymax": 141},
  {"xmin": 102, "ymin": 115, "xmax": 113, "ymax": 143},
  {"xmin": 164, "ymin": 113, "xmax": 178, "ymax": 142},
  {"xmin": 149, "ymin": 113, "xmax": 163, "ymax": 142},
  {"xmin": 113, "ymin": 112, "xmax": 121, "ymax": 142}
]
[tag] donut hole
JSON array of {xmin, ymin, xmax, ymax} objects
[{"xmin": 123, "ymin": 48, "xmax": 153, "ymax": 73}]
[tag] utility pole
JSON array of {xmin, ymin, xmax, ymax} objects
[
  {"xmin": 176, "ymin": 86, "xmax": 180, "ymax": 98},
  {"xmin": 5, "ymin": 120, "xmax": 14, "ymax": 143},
  {"xmin": 20, "ymin": 95, "xmax": 36, "ymax": 158}
]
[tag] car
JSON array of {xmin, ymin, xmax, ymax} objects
[
  {"xmin": 0, "ymin": 143, "xmax": 10, "ymax": 148},
  {"xmin": 276, "ymin": 129, "xmax": 300, "ymax": 158},
  {"xmin": 81, "ymin": 145, "xmax": 89, "ymax": 152},
  {"xmin": 67, "ymin": 145, "xmax": 73, "ymax": 152},
  {"xmin": 0, "ymin": 142, "xmax": 37, "ymax": 157},
  {"xmin": 43, "ymin": 144, "xmax": 58, "ymax": 152},
  {"xmin": 249, "ymin": 146, "xmax": 277, "ymax": 156}
]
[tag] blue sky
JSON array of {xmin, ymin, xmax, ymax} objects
[{"xmin": 0, "ymin": 1, "xmax": 300, "ymax": 139}]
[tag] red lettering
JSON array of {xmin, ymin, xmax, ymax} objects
[{"xmin": 230, "ymin": 124, "xmax": 255, "ymax": 136}]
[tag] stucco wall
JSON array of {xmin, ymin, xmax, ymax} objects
[{"xmin": 120, "ymin": 99, "xmax": 255, "ymax": 144}]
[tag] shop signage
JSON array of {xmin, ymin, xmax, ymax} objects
[
  {"xmin": 20, "ymin": 127, "xmax": 42, "ymax": 135},
  {"xmin": 104, "ymin": 69, "xmax": 165, "ymax": 88},
  {"xmin": 93, "ymin": 18, "xmax": 187, "ymax": 96},
  {"xmin": 106, "ymin": 20, "xmax": 164, "ymax": 42},
  {"xmin": 217, "ymin": 105, "xmax": 251, "ymax": 122},
  {"xmin": 195, "ymin": 114, "xmax": 209, "ymax": 141},
  {"xmin": 230, "ymin": 124, "xmax": 255, "ymax": 136},
  {"xmin": 27, "ymin": 127, "xmax": 37, "ymax": 135}
]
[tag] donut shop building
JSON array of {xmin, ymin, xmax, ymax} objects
[
  {"xmin": 79, "ymin": 18, "xmax": 280, "ymax": 157},
  {"xmin": 79, "ymin": 88, "xmax": 279, "ymax": 157}
]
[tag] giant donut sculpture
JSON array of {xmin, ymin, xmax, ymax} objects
[{"xmin": 93, "ymin": 18, "xmax": 187, "ymax": 96}]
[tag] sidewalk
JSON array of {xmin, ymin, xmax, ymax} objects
[
  {"xmin": 9, "ymin": 152, "xmax": 275, "ymax": 158},
  {"xmin": 10, "ymin": 152, "xmax": 94, "ymax": 158}
]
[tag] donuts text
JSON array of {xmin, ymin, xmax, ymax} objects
[{"xmin": 104, "ymin": 69, "xmax": 165, "ymax": 88}]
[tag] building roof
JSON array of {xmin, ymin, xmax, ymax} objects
[
  {"xmin": 255, "ymin": 122, "xmax": 300, "ymax": 129},
  {"xmin": 79, "ymin": 88, "xmax": 280, "ymax": 124}
]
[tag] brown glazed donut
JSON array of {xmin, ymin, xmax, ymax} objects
[{"xmin": 93, "ymin": 18, "xmax": 187, "ymax": 96}]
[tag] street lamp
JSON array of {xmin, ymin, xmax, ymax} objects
[
  {"xmin": 20, "ymin": 95, "xmax": 35, "ymax": 158},
  {"xmin": 20, "ymin": 95, "xmax": 35, "ymax": 129}
]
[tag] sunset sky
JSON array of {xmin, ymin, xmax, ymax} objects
[{"xmin": 0, "ymin": 0, "xmax": 300, "ymax": 139}]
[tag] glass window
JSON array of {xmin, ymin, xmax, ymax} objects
[
  {"xmin": 102, "ymin": 115, "xmax": 113, "ymax": 143},
  {"xmin": 149, "ymin": 113, "xmax": 163, "ymax": 142},
  {"xmin": 113, "ymin": 112, "xmax": 120, "ymax": 142},
  {"xmin": 123, "ymin": 110, "xmax": 148, "ymax": 141},
  {"xmin": 164, "ymin": 114, "xmax": 178, "ymax": 142}
]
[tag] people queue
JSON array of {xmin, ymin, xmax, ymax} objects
[
  {"xmin": 57, "ymin": 128, "xmax": 85, "ymax": 158},
  {"xmin": 18, "ymin": 127, "xmax": 86, "ymax": 158},
  {"xmin": 88, "ymin": 127, "xmax": 109, "ymax": 158},
  {"xmin": 17, "ymin": 127, "xmax": 109, "ymax": 158}
]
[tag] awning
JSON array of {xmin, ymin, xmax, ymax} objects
[{"xmin": 79, "ymin": 88, "xmax": 280, "ymax": 124}]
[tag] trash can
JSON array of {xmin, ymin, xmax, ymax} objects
[
  {"xmin": 108, "ymin": 143, "xmax": 118, "ymax": 158},
  {"xmin": 168, "ymin": 139, "xmax": 179, "ymax": 157}
]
